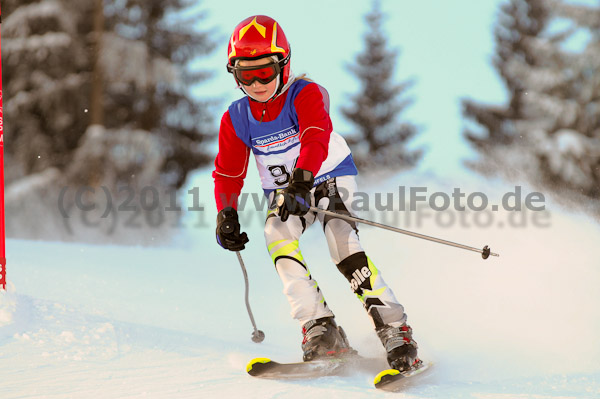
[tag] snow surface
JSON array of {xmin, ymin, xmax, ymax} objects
[{"xmin": 1, "ymin": 167, "xmax": 600, "ymax": 398}]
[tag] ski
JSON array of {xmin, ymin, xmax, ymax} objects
[
  {"xmin": 373, "ymin": 361, "xmax": 433, "ymax": 392},
  {"xmin": 246, "ymin": 355, "xmax": 431, "ymax": 391},
  {"xmin": 246, "ymin": 352, "xmax": 388, "ymax": 380},
  {"xmin": 246, "ymin": 356, "xmax": 350, "ymax": 379}
]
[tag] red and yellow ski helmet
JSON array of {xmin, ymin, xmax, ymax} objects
[{"xmin": 227, "ymin": 15, "xmax": 292, "ymax": 87}]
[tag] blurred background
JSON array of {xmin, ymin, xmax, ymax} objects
[{"xmin": 2, "ymin": 0, "xmax": 599, "ymax": 244}]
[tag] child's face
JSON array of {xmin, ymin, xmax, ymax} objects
[{"xmin": 238, "ymin": 59, "xmax": 279, "ymax": 102}]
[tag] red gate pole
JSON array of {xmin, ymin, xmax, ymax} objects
[{"xmin": 0, "ymin": 4, "xmax": 6, "ymax": 291}]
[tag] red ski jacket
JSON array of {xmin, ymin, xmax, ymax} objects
[{"xmin": 213, "ymin": 81, "xmax": 333, "ymax": 211}]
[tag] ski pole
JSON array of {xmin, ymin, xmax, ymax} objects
[
  {"xmin": 234, "ymin": 251, "xmax": 265, "ymax": 343},
  {"xmin": 220, "ymin": 221, "xmax": 265, "ymax": 342},
  {"xmin": 308, "ymin": 205, "xmax": 499, "ymax": 259},
  {"xmin": 274, "ymin": 194, "xmax": 498, "ymax": 259}
]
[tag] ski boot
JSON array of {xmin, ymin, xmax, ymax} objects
[
  {"xmin": 377, "ymin": 323, "xmax": 421, "ymax": 372},
  {"xmin": 301, "ymin": 316, "xmax": 354, "ymax": 361}
]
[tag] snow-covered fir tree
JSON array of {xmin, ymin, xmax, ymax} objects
[
  {"xmin": 99, "ymin": 0, "xmax": 217, "ymax": 189},
  {"xmin": 3, "ymin": 0, "xmax": 93, "ymax": 181},
  {"xmin": 462, "ymin": 0, "xmax": 600, "ymax": 210},
  {"xmin": 3, "ymin": 0, "xmax": 216, "ymax": 189},
  {"xmin": 2, "ymin": 0, "xmax": 217, "ymax": 241},
  {"xmin": 341, "ymin": 0, "xmax": 422, "ymax": 172}
]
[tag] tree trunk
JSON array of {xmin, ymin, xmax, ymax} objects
[{"xmin": 90, "ymin": 0, "xmax": 104, "ymax": 126}]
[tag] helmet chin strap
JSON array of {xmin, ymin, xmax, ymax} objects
[{"xmin": 278, "ymin": 69, "xmax": 295, "ymax": 97}]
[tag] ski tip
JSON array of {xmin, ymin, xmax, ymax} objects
[
  {"xmin": 373, "ymin": 368, "xmax": 401, "ymax": 386},
  {"xmin": 374, "ymin": 362, "xmax": 433, "ymax": 390},
  {"xmin": 246, "ymin": 357, "xmax": 272, "ymax": 374}
]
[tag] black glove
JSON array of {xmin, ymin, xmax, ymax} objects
[
  {"xmin": 276, "ymin": 168, "xmax": 314, "ymax": 222},
  {"xmin": 216, "ymin": 207, "xmax": 249, "ymax": 251}
]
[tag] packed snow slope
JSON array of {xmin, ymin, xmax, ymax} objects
[{"xmin": 1, "ymin": 167, "xmax": 599, "ymax": 398}]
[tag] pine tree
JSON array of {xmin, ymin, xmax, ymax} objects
[
  {"xmin": 2, "ymin": 0, "xmax": 216, "ymax": 189},
  {"xmin": 100, "ymin": 0, "xmax": 217, "ymax": 188},
  {"xmin": 2, "ymin": 0, "xmax": 94, "ymax": 181},
  {"xmin": 539, "ymin": 0, "xmax": 600, "ymax": 200},
  {"xmin": 2, "ymin": 0, "xmax": 217, "ymax": 241},
  {"xmin": 463, "ymin": 0, "xmax": 549, "ymax": 155},
  {"xmin": 341, "ymin": 0, "xmax": 422, "ymax": 172},
  {"xmin": 462, "ymin": 0, "xmax": 600, "ymax": 206}
]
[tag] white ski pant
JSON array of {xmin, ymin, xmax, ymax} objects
[{"xmin": 264, "ymin": 175, "xmax": 407, "ymax": 329}]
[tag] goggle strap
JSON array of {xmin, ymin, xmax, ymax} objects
[{"xmin": 227, "ymin": 52, "xmax": 290, "ymax": 74}]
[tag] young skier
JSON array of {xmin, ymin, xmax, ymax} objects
[{"xmin": 213, "ymin": 15, "xmax": 420, "ymax": 371}]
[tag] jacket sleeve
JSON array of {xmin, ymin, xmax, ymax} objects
[
  {"xmin": 293, "ymin": 82, "xmax": 332, "ymax": 175},
  {"xmin": 212, "ymin": 111, "xmax": 250, "ymax": 211}
]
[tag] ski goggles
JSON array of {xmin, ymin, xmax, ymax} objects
[{"xmin": 227, "ymin": 62, "xmax": 281, "ymax": 86}]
